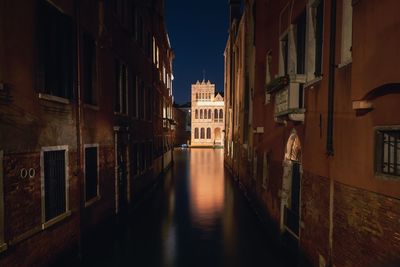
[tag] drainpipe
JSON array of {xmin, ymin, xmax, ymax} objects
[
  {"xmin": 75, "ymin": 0, "xmax": 84, "ymax": 260},
  {"xmin": 327, "ymin": 0, "xmax": 337, "ymax": 266}
]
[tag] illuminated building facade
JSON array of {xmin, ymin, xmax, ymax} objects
[{"xmin": 191, "ymin": 80, "xmax": 225, "ymax": 147}]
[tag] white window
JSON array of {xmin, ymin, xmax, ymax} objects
[
  {"xmin": 84, "ymin": 144, "xmax": 100, "ymax": 206},
  {"xmin": 41, "ymin": 146, "xmax": 70, "ymax": 229},
  {"xmin": 340, "ymin": 0, "xmax": 352, "ymax": 64},
  {"xmin": 0, "ymin": 150, "xmax": 6, "ymax": 252}
]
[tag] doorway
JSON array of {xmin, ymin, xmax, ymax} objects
[{"xmin": 281, "ymin": 130, "xmax": 302, "ymax": 239}]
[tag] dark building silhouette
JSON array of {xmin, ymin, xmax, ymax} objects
[{"xmin": 0, "ymin": 0, "xmax": 174, "ymax": 266}]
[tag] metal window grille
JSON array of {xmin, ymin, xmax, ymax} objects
[
  {"xmin": 378, "ymin": 130, "xmax": 400, "ymax": 176},
  {"xmin": 85, "ymin": 147, "xmax": 98, "ymax": 201},
  {"xmin": 44, "ymin": 150, "xmax": 66, "ymax": 221}
]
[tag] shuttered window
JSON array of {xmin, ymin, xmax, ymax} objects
[
  {"xmin": 85, "ymin": 146, "xmax": 98, "ymax": 202},
  {"xmin": 43, "ymin": 150, "xmax": 67, "ymax": 221}
]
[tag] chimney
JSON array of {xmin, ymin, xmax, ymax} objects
[{"xmin": 229, "ymin": 0, "xmax": 241, "ymax": 26}]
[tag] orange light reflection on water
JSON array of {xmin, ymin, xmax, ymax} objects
[{"xmin": 189, "ymin": 149, "xmax": 225, "ymax": 230}]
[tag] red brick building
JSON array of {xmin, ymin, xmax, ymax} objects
[
  {"xmin": 224, "ymin": 0, "xmax": 400, "ymax": 266},
  {"xmin": 0, "ymin": 0, "xmax": 174, "ymax": 266}
]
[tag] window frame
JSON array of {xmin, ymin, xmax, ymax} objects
[
  {"xmin": 36, "ymin": 0, "xmax": 74, "ymax": 100},
  {"xmin": 40, "ymin": 145, "xmax": 71, "ymax": 229},
  {"xmin": 84, "ymin": 144, "xmax": 100, "ymax": 207},
  {"xmin": 375, "ymin": 127, "xmax": 400, "ymax": 179}
]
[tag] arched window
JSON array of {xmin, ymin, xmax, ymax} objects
[
  {"xmin": 200, "ymin": 109, "xmax": 203, "ymax": 119},
  {"xmin": 195, "ymin": 93, "xmax": 198, "ymax": 100},
  {"xmin": 208, "ymin": 109, "xmax": 211, "ymax": 119},
  {"xmin": 207, "ymin": 128, "xmax": 211, "ymax": 139},
  {"xmin": 214, "ymin": 109, "xmax": 218, "ymax": 121},
  {"xmin": 204, "ymin": 109, "xmax": 208, "ymax": 119},
  {"xmin": 195, "ymin": 109, "xmax": 198, "ymax": 119},
  {"xmin": 194, "ymin": 128, "xmax": 199, "ymax": 139},
  {"xmin": 200, "ymin": 128, "xmax": 205, "ymax": 139},
  {"xmin": 219, "ymin": 109, "xmax": 223, "ymax": 120},
  {"xmin": 208, "ymin": 93, "xmax": 211, "ymax": 99}
]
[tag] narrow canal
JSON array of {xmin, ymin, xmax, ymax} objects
[{"xmin": 67, "ymin": 149, "xmax": 296, "ymax": 267}]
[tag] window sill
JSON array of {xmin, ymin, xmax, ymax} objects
[
  {"xmin": 304, "ymin": 76, "xmax": 322, "ymax": 88},
  {"xmin": 42, "ymin": 210, "xmax": 72, "ymax": 230},
  {"xmin": 374, "ymin": 173, "xmax": 400, "ymax": 182},
  {"xmin": 84, "ymin": 103, "xmax": 99, "ymax": 111},
  {"xmin": 0, "ymin": 243, "xmax": 7, "ymax": 253},
  {"xmin": 38, "ymin": 93, "xmax": 70, "ymax": 104},
  {"xmin": 85, "ymin": 195, "xmax": 101, "ymax": 208},
  {"xmin": 337, "ymin": 59, "xmax": 352, "ymax": 69}
]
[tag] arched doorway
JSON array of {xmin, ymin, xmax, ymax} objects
[
  {"xmin": 214, "ymin": 127, "xmax": 221, "ymax": 145},
  {"xmin": 281, "ymin": 129, "xmax": 302, "ymax": 239}
]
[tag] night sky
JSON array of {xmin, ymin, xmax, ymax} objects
[{"xmin": 165, "ymin": 0, "xmax": 229, "ymax": 105}]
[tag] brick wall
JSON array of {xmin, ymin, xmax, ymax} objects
[
  {"xmin": 300, "ymin": 170, "xmax": 330, "ymax": 266},
  {"xmin": 333, "ymin": 182, "xmax": 400, "ymax": 267},
  {"xmin": 4, "ymin": 152, "xmax": 41, "ymax": 239}
]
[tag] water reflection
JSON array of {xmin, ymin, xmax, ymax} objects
[
  {"xmin": 63, "ymin": 148, "xmax": 296, "ymax": 267},
  {"xmin": 189, "ymin": 149, "xmax": 224, "ymax": 231}
]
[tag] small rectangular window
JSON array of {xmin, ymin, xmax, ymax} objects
[
  {"xmin": 42, "ymin": 148, "xmax": 68, "ymax": 221},
  {"xmin": 85, "ymin": 146, "xmax": 99, "ymax": 203},
  {"xmin": 376, "ymin": 129, "xmax": 400, "ymax": 177}
]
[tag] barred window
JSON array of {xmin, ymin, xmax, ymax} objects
[
  {"xmin": 85, "ymin": 146, "xmax": 99, "ymax": 202},
  {"xmin": 376, "ymin": 129, "xmax": 400, "ymax": 177},
  {"xmin": 43, "ymin": 149, "xmax": 68, "ymax": 221}
]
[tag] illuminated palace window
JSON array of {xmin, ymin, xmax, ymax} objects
[
  {"xmin": 207, "ymin": 128, "xmax": 211, "ymax": 139},
  {"xmin": 376, "ymin": 129, "xmax": 400, "ymax": 177}
]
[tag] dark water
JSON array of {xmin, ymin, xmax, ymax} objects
[{"xmin": 71, "ymin": 149, "xmax": 296, "ymax": 267}]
